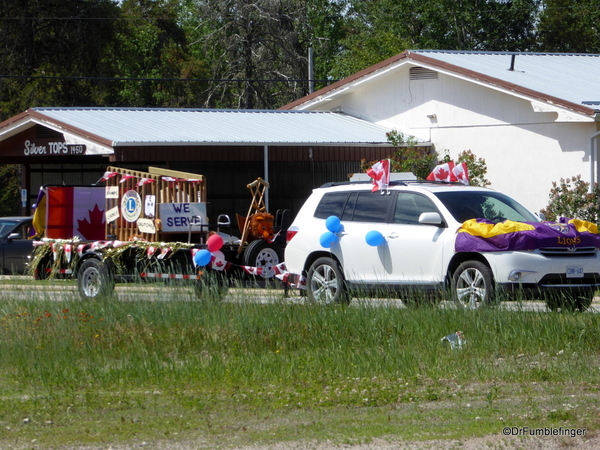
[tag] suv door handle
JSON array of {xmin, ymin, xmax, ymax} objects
[{"xmin": 387, "ymin": 233, "xmax": 400, "ymax": 239}]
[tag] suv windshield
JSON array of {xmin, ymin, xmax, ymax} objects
[{"xmin": 434, "ymin": 191, "xmax": 539, "ymax": 223}]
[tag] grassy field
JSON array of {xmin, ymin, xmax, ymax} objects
[{"xmin": 0, "ymin": 281, "xmax": 599, "ymax": 448}]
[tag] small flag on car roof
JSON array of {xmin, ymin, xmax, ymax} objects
[
  {"xmin": 366, "ymin": 159, "xmax": 391, "ymax": 193},
  {"xmin": 427, "ymin": 162, "xmax": 469, "ymax": 185}
]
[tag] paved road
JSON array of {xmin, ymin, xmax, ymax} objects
[{"xmin": 1, "ymin": 276, "xmax": 599, "ymax": 312}]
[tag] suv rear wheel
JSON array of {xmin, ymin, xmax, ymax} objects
[
  {"xmin": 452, "ymin": 260, "xmax": 495, "ymax": 309},
  {"xmin": 307, "ymin": 257, "xmax": 350, "ymax": 305}
]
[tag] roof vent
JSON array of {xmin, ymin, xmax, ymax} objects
[{"xmin": 410, "ymin": 67, "xmax": 438, "ymax": 80}]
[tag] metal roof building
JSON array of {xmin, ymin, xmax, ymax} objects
[
  {"xmin": 284, "ymin": 50, "xmax": 600, "ymax": 116},
  {"xmin": 0, "ymin": 107, "xmax": 398, "ymax": 219},
  {"xmin": 1, "ymin": 107, "xmax": 393, "ymax": 150}
]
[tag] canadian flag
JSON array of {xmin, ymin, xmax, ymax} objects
[
  {"xmin": 136, "ymin": 178, "xmax": 155, "ymax": 187},
  {"xmin": 100, "ymin": 171, "xmax": 118, "ymax": 182},
  {"xmin": 366, "ymin": 159, "xmax": 391, "ymax": 192},
  {"xmin": 45, "ymin": 187, "xmax": 106, "ymax": 240},
  {"xmin": 120, "ymin": 174, "xmax": 136, "ymax": 183},
  {"xmin": 452, "ymin": 162, "xmax": 469, "ymax": 185},
  {"xmin": 427, "ymin": 162, "xmax": 469, "ymax": 185},
  {"xmin": 427, "ymin": 162, "xmax": 456, "ymax": 182},
  {"xmin": 64, "ymin": 243, "xmax": 72, "ymax": 263}
]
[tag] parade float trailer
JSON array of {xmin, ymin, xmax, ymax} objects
[{"xmin": 30, "ymin": 166, "xmax": 289, "ymax": 299}]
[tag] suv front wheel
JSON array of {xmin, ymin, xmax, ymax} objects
[
  {"xmin": 307, "ymin": 257, "xmax": 350, "ymax": 305},
  {"xmin": 452, "ymin": 260, "xmax": 495, "ymax": 309}
]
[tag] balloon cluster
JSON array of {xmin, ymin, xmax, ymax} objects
[
  {"xmin": 320, "ymin": 216, "xmax": 343, "ymax": 248},
  {"xmin": 319, "ymin": 216, "xmax": 386, "ymax": 248},
  {"xmin": 194, "ymin": 234, "xmax": 225, "ymax": 268}
]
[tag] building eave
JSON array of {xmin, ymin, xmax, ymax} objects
[{"xmin": 281, "ymin": 50, "xmax": 597, "ymax": 118}]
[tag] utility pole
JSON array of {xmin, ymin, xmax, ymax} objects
[{"xmin": 308, "ymin": 47, "xmax": 315, "ymax": 94}]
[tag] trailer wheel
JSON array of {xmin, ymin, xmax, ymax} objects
[
  {"xmin": 242, "ymin": 240, "xmax": 283, "ymax": 278},
  {"xmin": 77, "ymin": 258, "xmax": 115, "ymax": 300},
  {"xmin": 33, "ymin": 254, "xmax": 53, "ymax": 280}
]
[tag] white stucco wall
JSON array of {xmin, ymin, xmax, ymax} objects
[
  {"xmin": 431, "ymin": 122, "xmax": 593, "ymax": 213},
  {"xmin": 315, "ymin": 65, "xmax": 599, "ymax": 213}
]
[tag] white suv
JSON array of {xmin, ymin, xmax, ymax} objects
[{"xmin": 284, "ymin": 181, "xmax": 600, "ymax": 311}]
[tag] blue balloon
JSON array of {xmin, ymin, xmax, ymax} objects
[
  {"xmin": 365, "ymin": 230, "xmax": 385, "ymax": 247},
  {"xmin": 325, "ymin": 215, "xmax": 342, "ymax": 233},
  {"xmin": 194, "ymin": 249, "xmax": 212, "ymax": 266},
  {"xmin": 320, "ymin": 231, "xmax": 338, "ymax": 248}
]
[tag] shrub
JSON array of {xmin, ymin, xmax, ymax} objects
[
  {"xmin": 540, "ymin": 175, "xmax": 600, "ymax": 223},
  {"xmin": 361, "ymin": 130, "xmax": 438, "ymax": 180}
]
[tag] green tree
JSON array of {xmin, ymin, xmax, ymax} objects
[
  {"xmin": 332, "ymin": 0, "xmax": 540, "ymax": 78},
  {"xmin": 537, "ymin": 0, "xmax": 600, "ymax": 52},
  {"xmin": 0, "ymin": 0, "xmax": 121, "ymax": 120},
  {"xmin": 114, "ymin": 0, "xmax": 209, "ymax": 107},
  {"xmin": 185, "ymin": 0, "xmax": 347, "ymax": 109},
  {"xmin": 0, "ymin": 165, "xmax": 21, "ymax": 216}
]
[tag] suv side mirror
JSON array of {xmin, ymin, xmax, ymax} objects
[
  {"xmin": 419, "ymin": 212, "xmax": 444, "ymax": 226},
  {"xmin": 7, "ymin": 232, "xmax": 21, "ymax": 241}
]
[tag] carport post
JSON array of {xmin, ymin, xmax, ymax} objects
[
  {"xmin": 264, "ymin": 145, "xmax": 269, "ymax": 211},
  {"xmin": 20, "ymin": 164, "xmax": 30, "ymax": 215}
]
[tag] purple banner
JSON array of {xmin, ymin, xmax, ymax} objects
[{"xmin": 455, "ymin": 218, "xmax": 600, "ymax": 252}]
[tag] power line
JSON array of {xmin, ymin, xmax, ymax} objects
[
  {"xmin": 1, "ymin": 5, "xmax": 599, "ymax": 21},
  {"xmin": 0, "ymin": 74, "xmax": 336, "ymax": 83}
]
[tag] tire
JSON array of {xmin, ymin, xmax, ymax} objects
[
  {"xmin": 77, "ymin": 258, "xmax": 115, "ymax": 300},
  {"xmin": 452, "ymin": 260, "xmax": 495, "ymax": 309},
  {"xmin": 33, "ymin": 254, "xmax": 53, "ymax": 280},
  {"xmin": 546, "ymin": 291, "xmax": 594, "ymax": 312},
  {"xmin": 306, "ymin": 257, "xmax": 350, "ymax": 305},
  {"xmin": 242, "ymin": 240, "xmax": 283, "ymax": 278}
]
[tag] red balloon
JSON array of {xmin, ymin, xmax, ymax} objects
[{"xmin": 207, "ymin": 234, "xmax": 224, "ymax": 252}]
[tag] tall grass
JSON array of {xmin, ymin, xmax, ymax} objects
[{"xmin": 1, "ymin": 285, "xmax": 599, "ymax": 405}]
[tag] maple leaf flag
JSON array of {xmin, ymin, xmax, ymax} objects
[
  {"xmin": 136, "ymin": 178, "xmax": 155, "ymax": 187},
  {"xmin": 45, "ymin": 187, "xmax": 106, "ymax": 240},
  {"xmin": 100, "ymin": 171, "xmax": 118, "ymax": 182},
  {"xmin": 427, "ymin": 162, "xmax": 457, "ymax": 182},
  {"xmin": 366, "ymin": 159, "xmax": 391, "ymax": 192},
  {"xmin": 120, "ymin": 174, "xmax": 136, "ymax": 183},
  {"xmin": 452, "ymin": 162, "xmax": 469, "ymax": 185}
]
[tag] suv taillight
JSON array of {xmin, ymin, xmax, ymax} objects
[{"xmin": 286, "ymin": 229, "xmax": 298, "ymax": 243}]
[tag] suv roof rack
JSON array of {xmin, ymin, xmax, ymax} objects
[{"xmin": 319, "ymin": 180, "xmax": 465, "ymax": 188}]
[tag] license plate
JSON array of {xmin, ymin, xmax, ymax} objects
[{"xmin": 566, "ymin": 265, "xmax": 584, "ymax": 278}]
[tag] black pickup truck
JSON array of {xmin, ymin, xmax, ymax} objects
[{"xmin": 0, "ymin": 217, "xmax": 34, "ymax": 275}]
